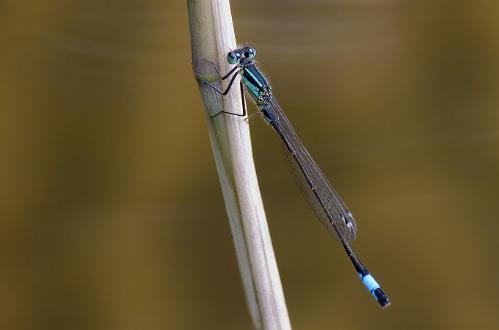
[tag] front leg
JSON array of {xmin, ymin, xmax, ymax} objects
[
  {"xmin": 202, "ymin": 69, "xmax": 241, "ymax": 96},
  {"xmin": 202, "ymin": 59, "xmax": 239, "ymax": 80}
]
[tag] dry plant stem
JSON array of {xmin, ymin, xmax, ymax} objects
[{"xmin": 187, "ymin": 0, "xmax": 291, "ymax": 329}]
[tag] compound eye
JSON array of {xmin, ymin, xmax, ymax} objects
[
  {"xmin": 244, "ymin": 47, "xmax": 256, "ymax": 59},
  {"xmin": 227, "ymin": 51, "xmax": 240, "ymax": 64}
]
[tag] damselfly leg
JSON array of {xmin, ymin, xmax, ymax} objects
[{"xmin": 201, "ymin": 61, "xmax": 246, "ymax": 119}]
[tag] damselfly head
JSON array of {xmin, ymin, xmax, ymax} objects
[{"xmin": 227, "ymin": 46, "xmax": 256, "ymax": 64}]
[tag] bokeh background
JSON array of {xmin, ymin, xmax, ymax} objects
[{"xmin": 2, "ymin": 0, "xmax": 499, "ymax": 329}]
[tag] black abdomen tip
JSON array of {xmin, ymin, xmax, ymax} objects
[{"xmin": 374, "ymin": 288, "xmax": 390, "ymax": 309}]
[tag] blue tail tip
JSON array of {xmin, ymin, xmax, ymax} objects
[{"xmin": 359, "ymin": 273, "xmax": 390, "ymax": 308}]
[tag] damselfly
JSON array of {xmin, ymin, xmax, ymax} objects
[{"xmin": 202, "ymin": 46, "xmax": 390, "ymax": 308}]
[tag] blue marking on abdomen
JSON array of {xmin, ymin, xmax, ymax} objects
[{"xmin": 359, "ymin": 273, "xmax": 380, "ymax": 296}]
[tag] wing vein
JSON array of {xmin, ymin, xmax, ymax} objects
[{"xmin": 265, "ymin": 97, "xmax": 357, "ymax": 241}]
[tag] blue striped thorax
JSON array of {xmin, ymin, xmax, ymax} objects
[{"xmin": 240, "ymin": 64, "xmax": 271, "ymax": 103}]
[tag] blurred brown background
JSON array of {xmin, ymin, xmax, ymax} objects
[{"xmin": 1, "ymin": 0, "xmax": 499, "ymax": 329}]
